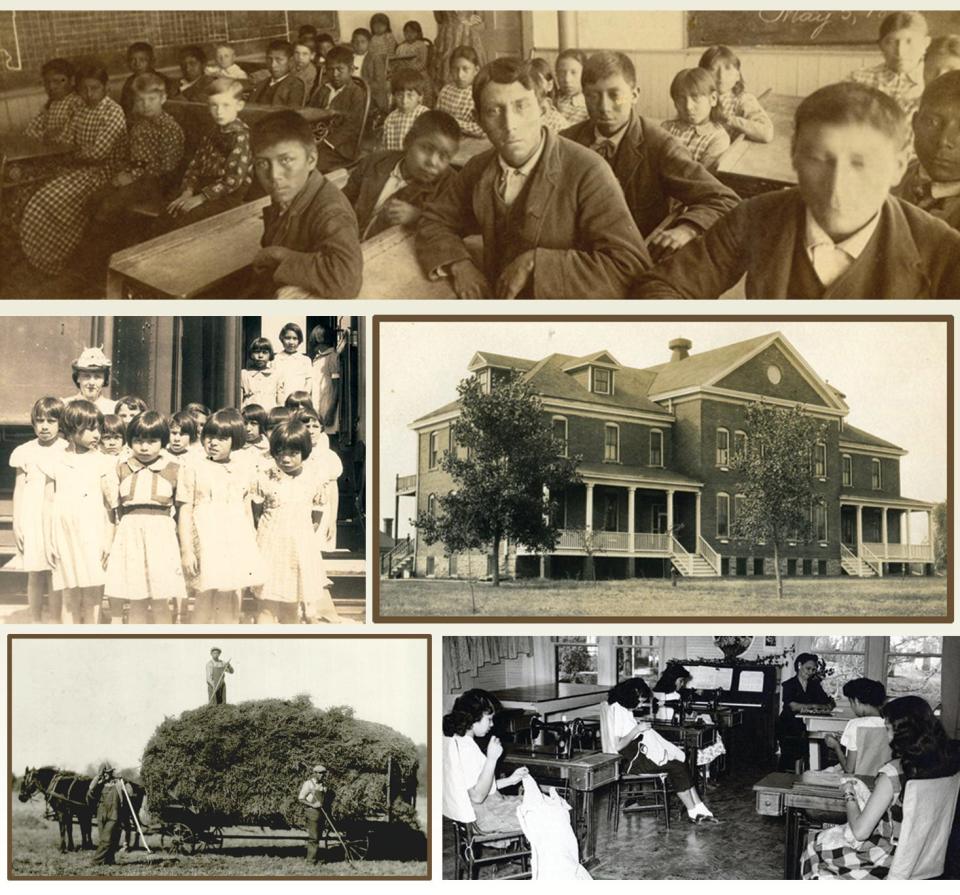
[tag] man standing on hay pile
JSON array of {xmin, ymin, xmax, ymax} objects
[
  {"xmin": 298, "ymin": 765, "xmax": 329, "ymax": 864},
  {"xmin": 206, "ymin": 648, "xmax": 233, "ymax": 705},
  {"xmin": 90, "ymin": 765, "xmax": 124, "ymax": 865}
]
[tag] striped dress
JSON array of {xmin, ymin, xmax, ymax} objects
[
  {"xmin": 20, "ymin": 95, "xmax": 126, "ymax": 275},
  {"xmin": 801, "ymin": 761, "xmax": 905, "ymax": 879}
]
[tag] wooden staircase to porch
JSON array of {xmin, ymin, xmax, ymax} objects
[
  {"xmin": 840, "ymin": 544, "xmax": 878, "ymax": 578},
  {"xmin": 670, "ymin": 536, "xmax": 721, "ymax": 578}
]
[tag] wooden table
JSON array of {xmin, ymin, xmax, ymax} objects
[
  {"xmin": 493, "ymin": 683, "xmax": 610, "ymax": 722},
  {"xmin": 753, "ymin": 771, "xmax": 873, "ymax": 878},
  {"xmin": 715, "ymin": 93, "xmax": 801, "ymax": 197},
  {"xmin": 653, "ymin": 721, "xmax": 717, "ymax": 787},
  {"xmin": 800, "ymin": 708, "xmax": 853, "ymax": 770},
  {"xmin": 501, "ymin": 746, "xmax": 618, "ymax": 868}
]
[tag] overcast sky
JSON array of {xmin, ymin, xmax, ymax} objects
[
  {"xmin": 11, "ymin": 637, "xmax": 427, "ymax": 771},
  {"xmin": 379, "ymin": 320, "xmax": 948, "ymax": 538}
]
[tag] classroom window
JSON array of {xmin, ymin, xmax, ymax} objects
[
  {"xmin": 885, "ymin": 636, "xmax": 942, "ymax": 706},
  {"xmin": 649, "ymin": 429, "xmax": 663, "ymax": 467},
  {"xmin": 716, "ymin": 493, "xmax": 730, "ymax": 538},
  {"xmin": 716, "ymin": 428, "xmax": 730, "ymax": 467},
  {"xmin": 733, "ymin": 430, "xmax": 748, "ymax": 462},
  {"xmin": 808, "ymin": 636, "xmax": 867, "ymax": 693},
  {"xmin": 592, "ymin": 367, "xmax": 612, "ymax": 395},
  {"xmin": 842, "ymin": 454, "xmax": 853, "ymax": 487},
  {"xmin": 814, "ymin": 442, "xmax": 827, "ymax": 478},
  {"xmin": 552, "ymin": 416, "xmax": 568, "ymax": 457},
  {"xmin": 872, "ymin": 458, "xmax": 882, "ymax": 490},
  {"xmin": 553, "ymin": 636, "xmax": 598, "ymax": 685},
  {"xmin": 616, "ymin": 636, "xmax": 660, "ymax": 684},
  {"xmin": 604, "ymin": 423, "xmax": 619, "ymax": 462},
  {"xmin": 428, "ymin": 431, "xmax": 440, "ymax": 469},
  {"xmin": 813, "ymin": 502, "xmax": 828, "ymax": 542}
]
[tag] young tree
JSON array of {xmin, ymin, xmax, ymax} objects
[
  {"xmin": 932, "ymin": 501, "xmax": 947, "ymax": 573},
  {"xmin": 731, "ymin": 402, "xmax": 827, "ymax": 599},
  {"xmin": 415, "ymin": 373, "xmax": 580, "ymax": 586}
]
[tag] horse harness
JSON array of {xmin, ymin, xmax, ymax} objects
[{"xmin": 46, "ymin": 772, "xmax": 92, "ymax": 812}]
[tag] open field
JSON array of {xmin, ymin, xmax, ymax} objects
[
  {"xmin": 377, "ymin": 576, "xmax": 949, "ymax": 620},
  {"xmin": 10, "ymin": 795, "xmax": 427, "ymax": 879}
]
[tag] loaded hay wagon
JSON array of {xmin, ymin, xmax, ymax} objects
[{"xmin": 140, "ymin": 696, "xmax": 423, "ymax": 862}]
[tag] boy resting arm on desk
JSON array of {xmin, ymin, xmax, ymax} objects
[
  {"xmin": 249, "ymin": 110, "xmax": 362, "ymax": 299},
  {"xmin": 634, "ymin": 81, "xmax": 960, "ymax": 299},
  {"xmin": 302, "ymin": 46, "xmax": 367, "ymax": 173}
]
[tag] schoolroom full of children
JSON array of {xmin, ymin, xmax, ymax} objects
[
  {"xmin": 3, "ymin": 8, "xmax": 960, "ymax": 299},
  {"xmin": 0, "ymin": 315, "xmax": 366, "ymax": 625},
  {"xmin": 442, "ymin": 635, "xmax": 960, "ymax": 880}
]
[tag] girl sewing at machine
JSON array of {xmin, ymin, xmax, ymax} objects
[
  {"xmin": 652, "ymin": 664, "xmax": 695, "ymax": 712},
  {"xmin": 607, "ymin": 679, "xmax": 719, "ymax": 824},
  {"xmin": 443, "ymin": 688, "xmax": 530, "ymax": 834}
]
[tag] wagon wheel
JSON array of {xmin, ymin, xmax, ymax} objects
[
  {"xmin": 205, "ymin": 826, "xmax": 224, "ymax": 852},
  {"xmin": 167, "ymin": 821, "xmax": 200, "ymax": 855},
  {"xmin": 346, "ymin": 833, "xmax": 370, "ymax": 861}
]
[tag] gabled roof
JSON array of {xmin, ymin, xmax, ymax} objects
[
  {"xmin": 642, "ymin": 333, "xmax": 779, "ymax": 394},
  {"xmin": 561, "ymin": 350, "xmax": 621, "ymax": 371},
  {"xmin": 467, "ymin": 351, "xmax": 537, "ymax": 372},
  {"xmin": 841, "ymin": 423, "xmax": 905, "ymax": 454}
]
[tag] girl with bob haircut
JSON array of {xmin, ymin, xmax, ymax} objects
[
  {"xmin": 275, "ymin": 322, "xmax": 313, "ymax": 404},
  {"xmin": 241, "ymin": 403, "xmax": 271, "ymax": 454},
  {"xmin": 104, "ymin": 410, "xmax": 185, "ymax": 624},
  {"xmin": 41, "ymin": 399, "xmax": 110, "ymax": 624},
  {"xmin": 100, "ymin": 414, "xmax": 126, "ymax": 457},
  {"xmin": 165, "ymin": 410, "xmax": 201, "ymax": 466},
  {"xmin": 823, "ymin": 677, "xmax": 887, "ymax": 773},
  {"xmin": 802, "ymin": 695, "xmax": 960, "ymax": 878},
  {"xmin": 177, "ymin": 408, "xmax": 263, "ymax": 624},
  {"xmin": 443, "ymin": 688, "xmax": 530, "ymax": 834},
  {"xmin": 252, "ymin": 420, "xmax": 342, "ymax": 624},
  {"xmin": 242, "ymin": 336, "xmax": 279, "ymax": 411},
  {"xmin": 606, "ymin": 677, "xmax": 719, "ymax": 823},
  {"xmin": 11, "ymin": 396, "xmax": 67, "ymax": 622}
]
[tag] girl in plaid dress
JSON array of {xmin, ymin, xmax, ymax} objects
[
  {"xmin": 25, "ymin": 59, "xmax": 84, "ymax": 143},
  {"xmin": 699, "ymin": 46, "xmax": 774, "ymax": 144},
  {"xmin": 20, "ymin": 62, "xmax": 127, "ymax": 277},
  {"xmin": 802, "ymin": 696, "xmax": 960, "ymax": 879},
  {"xmin": 436, "ymin": 46, "xmax": 485, "ymax": 138},
  {"xmin": 555, "ymin": 50, "xmax": 589, "ymax": 126}
]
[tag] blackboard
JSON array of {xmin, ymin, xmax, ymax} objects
[
  {"xmin": 688, "ymin": 10, "xmax": 960, "ymax": 47},
  {"xmin": 0, "ymin": 10, "xmax": 337, "ymax": 90}
]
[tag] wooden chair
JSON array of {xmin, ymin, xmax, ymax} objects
[
  {"xmin": 598, "ymin": 701, "xmax": 673, "ymax": 832},
  {"xmin": 851, "ymin": 725, "xmax": 892, "ymax": 776},
  {"xmin": 888, "ymin": 770, "xmax": 960, "ymax": 879}
]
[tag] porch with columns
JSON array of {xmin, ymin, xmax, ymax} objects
[{"xmin": 839, "ymin": 497, "xmax": 936, "ymax": 577}]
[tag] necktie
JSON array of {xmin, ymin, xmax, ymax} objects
[
  {"xmin": 810, "ymin": 242, "xmax": 852, "ymax": 288},
  {"xmin": 499, "ymin": 167, "xmax": 526, "ymax": 206},
  {"xmin": 596, "ymin": 140, "xmax": 616, "ymax": 163}
]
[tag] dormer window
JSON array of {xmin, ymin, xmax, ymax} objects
[
  {"xmin": 592, "ymin": 367, "xmax": 612, "ymax": 395},
  {"xmin": 475, "ymin": 368, "xmax": 490, "ymax": 393}
]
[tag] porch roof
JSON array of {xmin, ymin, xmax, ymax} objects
[
  {"xmin": 839, "ymin": 494, "xmax": 936, "ymax": 510},
  {"xmin": 577, "ymin": 462, "xmax": 703, "ymax": 489},
  {"xmin": 840, "ymin": 423, "xmax": 905, "ymax": 454}
]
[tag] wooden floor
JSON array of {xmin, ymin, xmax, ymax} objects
[{"xmin": 442, "ymin": 763, "xmax": 787, "ymax": 880}]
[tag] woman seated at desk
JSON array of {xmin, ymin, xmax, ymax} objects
[
  {"xmin": 802, "ymin": 695, "xmax": 960, "ymax": 879},
  {"xmin": 777, "ymin": 652, "xmax": 835, "ymax": 772},
  {"xmin": 443, "ymin": 688, "xmax": 530, "ymax": 834},
  {"xmin": 607, "ymin": 679, "xmax": 718, "ymax": 824}
]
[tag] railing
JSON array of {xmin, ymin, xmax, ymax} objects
[
  {"xmin": 862, "ymin": 542, "xmax": 933, "ymax": 563},
  {"xmin": 634, "ymin": 532, "xmax": 671, "ymax": 552},
  {"xmin": 697, "ymin": 536, "xmax": 721, "ymax": 574},
  {"xmin": 595, "ymin": 531, "xmax": 631, "ymax": 551},
  {"xmin": 840, "ymin": 543, "xmax": 862, "ymax": 576},
  {"xmin": 395, "ymin": 474, "xmax": 417, "ymax": 495},
  {"xmin": 860, "ymin": 544, "xmax": 883, "ymax": 577},
  {"xmin": 557, "ymin": 529, "xmax": 586, "ymax": 550},
  {"xmin": 554, "ymin": 529, "xmax": 671, "ymax": 553},
  {"xmin": 671, "ymin": 536, "xmax": 693, "ymax": 576},
  {"xmin": 380, "ymin": 536, "xmax": 413, "ymax": 576}
]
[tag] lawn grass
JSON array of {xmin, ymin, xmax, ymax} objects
[{"xmin": 377, "ymin": 575, "xmax": 949, "ymax": 620}]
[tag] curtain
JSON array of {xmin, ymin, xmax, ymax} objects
[{"xmin": 444, "ymin": 637, "xmax": 536, "ymax": 691}]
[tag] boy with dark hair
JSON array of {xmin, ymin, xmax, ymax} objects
[
  {"xmin": 925, "ymin": 35, "xmax": 960, "ymax": 85},
  {"xmin": 249, "ymin": 110, "xmax": 361, "ymax": 298},
  {"xmin": 120, "ymin": 42, "xmax": 172, "ymax": 116},
  {"xmin": 635, "ymin": 81, "xmax": 960, "ymax": 299},
  {"xmin": 380, "ymin": 68, "xmax": 430, "ymax": 150},
  {"xmin": 176, "ymin": 45, "xmax": 212, "ymax": 102},
  {"xmin": 897, "ymin": 70, "xmax": 960, "ymax": 230},
  {"xmin": 562, "ymin": 50, "xmax": 738, "ymax": 259},
  {"xmin": 849, "ymin": 11, "xmax": 929, "ymax": 117},
  {"xmin": 416, "ymin": 56, "xmax": 649, "ymax": 299},
  {"xmin": 303, "ymin": 45, "xmax": 368, "ymax": 171},
  {"xmin": 249, "ymin": 40, "xmax": 306, "ymax": 107},
  {"xmin": 344, "ymin": 109, "xmax": 459, "ymax": 239}
]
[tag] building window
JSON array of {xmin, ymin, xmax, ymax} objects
[
  {"xmin": 808, "ymin": 636, "xmax": 866, "ymax": 688},
  {"xmin": 616, "ymin": 636, "xmax": 660, "ymax": 684},
  {"xmin": 649, "ymin": 429, "xmax": 663, "ymax": 467},
  {"xmin": 716, "ymin": 492, "xmax": 730, "ymax": 538},
  {"xmin": 425, "ymin": 555, "xmax": 435, "ymax": 575},
  {"xmin": 871, "ymin": 459, "xmax": 882, "ymax": 490},
  {"xmin": 814, "ymin": 442, "xmax": 827, "ymax": 478},
  {"xmin": 716, "ymin": 428, "xmax": 730, "ymax": 467},
  {"xmin": 427, "ymin": 493, "xmax": 437, "ymax": 518},
  {"xmin": 475, "ymin": 368, "xmax": 490, "ymax": 393},
  {"xmin": 552, "ymin": 416, "xmax": 568, "ymax": 457},
  {"xmin": 813, "ymin": 501, "xmax": 828, "ymax": 542},
  {"xmin": 604, "ymin": 423, "xmax": 620, "ymax": 462},
  {"xmin": 554, "ymin": 636, "xmax": 598, "ymax": 684},
  {"xmin": 733, "ymin": 430, "xmax": 747, "ymax": 462},
  {"xmin": 842, "ymin": 454, "xmax": 853, "ymax": 487},
  {"xmin": 592, "ymin": 367, "xmax": 612, "ymax": 395},
  {"xmin": 428, "ymin": 431, "xmax": 440, "ymax": 469},
  {"xmin": 602, "ymin": 494, "xmax": 619, "ymax": 531},
  {"xmin": 885, "ymin": 636, "xmax": 942, "ymax": 705}
]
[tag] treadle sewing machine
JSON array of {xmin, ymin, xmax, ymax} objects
[{"xmin": 527, "ymin": 716, "xmax": 585, "ymax": 760}]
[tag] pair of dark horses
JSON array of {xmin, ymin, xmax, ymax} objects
[{"xmin": 18, "ymin": 766, "xmax": 145, "ymax": 854}]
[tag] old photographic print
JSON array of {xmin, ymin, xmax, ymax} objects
[
  {"xmin": 376, "ymin": 317, "xmax": 950, "ymax": 621},
  {"xmin": 2, "ymin": 9, "xmax": 959, "ymax": 298},
  {"xmin": 0, "ymin": 315, "xmax": 365, "ymax": 625}
]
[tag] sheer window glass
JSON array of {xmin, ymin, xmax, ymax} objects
[
  {"xmin": 553, "ymin": 636, "xmax": 599, "ymax": 684},
  {"xmin": 886, "ymin": 636, "xmax": 942, "ymax": 706},
  {"xmin": 616, "ymin": 636, "xmax": 660, "ymax": 684}
]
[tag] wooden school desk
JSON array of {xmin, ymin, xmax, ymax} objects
[
  {"xmin": 715, "ymin": 93, "xmax": 802, "ymax": 197},
  {"xmin": 799, "ymin": 707, "xmax": 854, "ymax": 770},
  {"xmin": 493, "ymin": 683, "xmax": 610, "ymax": 722},
  {"xmin": 754, "ymin": 772, "xmax": 873, "ymax": 879},
  {"xmin": 0, "ymin": 134, "xmax": 74, "ymax": 216}
]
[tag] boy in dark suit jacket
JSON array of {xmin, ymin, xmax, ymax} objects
[
  {"xmin": 416, "ymin": 57, "xmax": 649, "ymax": 299},
  {"xmin": 343, "ymin": 110, "xmax": 460, "ymax": 239},
  {"xmin": 562, "ymin": 51, "xmax": 738, "ymax": 260},
  {"xmin": 248, "ymin": 41, "xmax": 306, "ymax": 108},
  {"xmin": 634, "ymin": 82, "xmax": 960, "ymax": 299},
  {"xmin": 249, "ymin": 111, "xmax": 362, "ymax": 298},
  {"xmin": 303, "ymin": 45, "xmax": 368, "ymax": 172},
  {"xmin": 897, "ymin": 70, "xmax": 960, "ymax": 230}
]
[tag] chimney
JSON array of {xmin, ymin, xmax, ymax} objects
[
  {"xmin": 669, "ymin": 338, "xmax": 692, "ymax": 363},
  {"xmin": 383, "ymin": 517, "xmax": 394, "ymax": 538}
]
